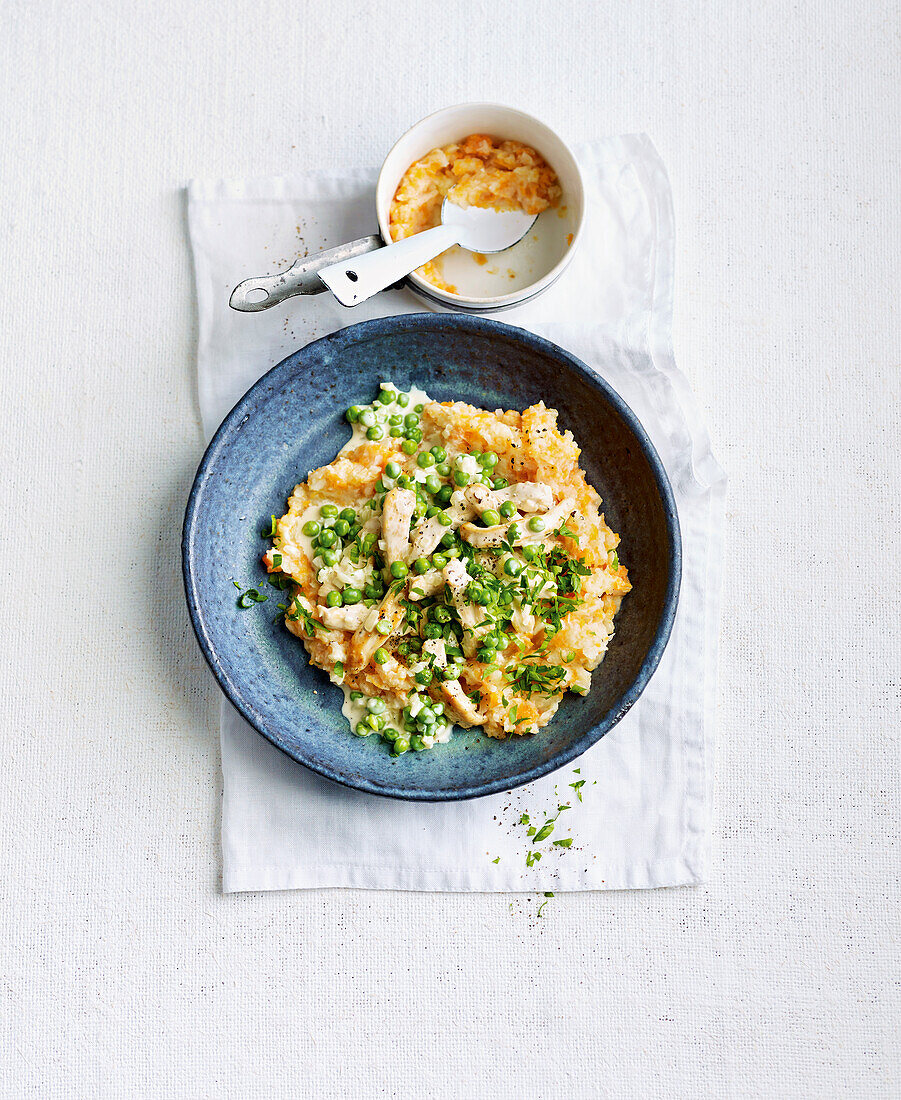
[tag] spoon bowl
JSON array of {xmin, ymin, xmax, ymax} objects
[
  {"xmin": 440, "ymin": 198, "xmax": 536, "ymax": 253},
  {"xmin": 318, "ymin": 200, "xmax": 537, "ymax": 307}
]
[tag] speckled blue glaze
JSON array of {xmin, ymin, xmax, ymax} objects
[{"xmin": 183, "ymin": 314, "xmax": 681, "ymax": 800}]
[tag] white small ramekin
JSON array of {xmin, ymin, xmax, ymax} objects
[{"xmin": 375, "ymin": 103, "xmax": 585, "ymax": 314}]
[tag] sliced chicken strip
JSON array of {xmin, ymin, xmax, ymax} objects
[
  {"xmin": 497, "ymin": 482, "xmax": 554, "ymax": 512},
  {"xmin": 320, "ymin": 603, "xmax": 369, "ymax": 631},
  {"xmin": 408, "ymin": 491, "xmax": 474, "ymax": 560},
  {"xmin": 458, "ymin": 522, "xmax": 509, "ymax": 549},
  {"xmin": 463, "ymin": 482, "xmax": 502, "ymax": 514},
  {"xmin": 439, "ymin": 681, "xmax": 487, "ymax": 728},
  {"xmin": 380, "ymin": 487, "xmax": 416, "ymax": 565},
  {"xmin": 406, "ymin": 571, "xmax": 445, "ymax": 600},
  {"xmin": 348, "ymin": 591, "xmax": 406, "ymax": 672},
  {"xmin": 460, "ymin": 498, "xmax": 577, "ymax": 549},
  {"xmin": 422, "ymin": 637, "xmax": 447, "ymax": 668},
  {"xmin": 518, "ymin": 498, "xmax": 577, "ymax": 542},
  {"xmin": 442, "ymin": 558, "xmax": 487, "ymax": 656}
]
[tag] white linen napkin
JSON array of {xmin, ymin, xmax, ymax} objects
[{"xmin": 188, "ymin": 134, "xmax": 726, "ymax": 893}]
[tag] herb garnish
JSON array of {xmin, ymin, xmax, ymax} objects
[
  {"xmin": 236, "ymin": 588, "xmax": 268, "ymax": 608},
  {"xmin": 286, "ymin": 596, "xmax": 321, "ymax": 635}
]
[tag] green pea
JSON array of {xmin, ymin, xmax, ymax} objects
[
  {"xmin": 434, "ymin": 606, "xmax": 451, "ymax": 623},
  {"xmin": 443, "ymin": 545, "xmax": 461, "ymax": 559},
  {"xmin": 326, "ymin": 590, "xmax": 343, "ymax": 607},
  {"xmin": 481, "ymin": 451, "xmax": 499, "ymax": 468},
  {"xmin": 378, "ymin": 389, "xmax": 394, "ymax": 405},
  {"xmin": 376, "ymin": 480, "xmax": 388, "ymax": 494},
  {"xmin": 492, "ymin": 477, "xmax": 509, "ymax": 490},
  {"xmin": 418, "ymin": 706, "xmax": 435, "ymax": 725},
  {"xmin": 499, "ymin": 500, "xmax": 516, "ymax": 519},
  {"xmin": 375, "ymin": 621, "xmax": 391, "ymax": 636},
  {"xmin": 424, "ymin": 505, "xmax": 439, "ymax": 518},
  {"xmin": 367, "ymin": 426, "xmax": 384, "ymax": 441},
  {"xmin": 355, "ymin": 722, "xmax": 373, "ymax": 737},
  {"xmin": 507, "ymin": 523, "xmax": 521, "ymax": 542},
  {"xmin": 385, "ymin": 460, "xmax": 401, "ymax": 479},
  {"xmin": 431, "ymin": 446, "xmax": 447, "ymax": 462},
  {"xmin": 359, "ymin": 409, "xmax": 376, "ymax": 428},
  {"xmin": 416, "ymin": 451, "xmax": 434, "ymax": 468},
  {"xmin": 318, "ymin": 528, "xmax": 337, "ymax": 548},
  {"xmin": 403, "ymin": 413, "xmax": 419, "ymax": 428},
  {"xmin": 440, "ymin": 531, "xmax": 456, "ymax": 548},
  {"xmin": 389, "ymin": 427, "xmax": 403, "ymax": 437},
  {"xmin": 395, "ymin": 474, "xmax": 412, "ymax": 489},
  {"xmin": 333, "ymin": 519, "xmax": 350, "ymax": 537},
  {"xmin": 414, "ymin": 403, "xmax": 424, "ymax": 413},
  {"xmin": 381, "ymin": 727, "xmax": 399, "ymax": 742},
  {"xmin": 503, "ymin": 557, "xmax": 522, "ymax": 578},
  {"xmin": 390, "ymin": 561, "xmax": 408, "ymax": 579},
  {"xmin": 413, "ymin": 557, "xmax": 430, "ymax": 575},
  {"xmin": 477, "ymin": 647, "xmax": 496, "ymax": 662},
  {"xmin": 346, "ymin": 405, "xmax": 362, "ymax": 423},
  {"xmin": 528, "ymin": 516, "xmax": 546, "ymax": 533},
  {"xmin": 436, "ymin": 462, "xmax": 451, "ymax": 477},
  {"xmin": 481, "ymin": 509, "xmax": 501, "ymax": 527},
  {"xmin": 522, "ymin": 544, "xmax": 539, "ymax": 562},
  {"xmin": 393, "ymin": 737, "xmax": 410, "ymax": 755},
  {"xmin": 388, "ymin": 415, "xmax": 403, "ymax": 426},
  {"xmin": 339, "ymin": 508, "xmax": 356, "ymax": 522},
  {"xmin": 410, "ymin": 735, "xmax": 427, "ymax": 751},
  {"xmin": 373, "ymin": 648, "xmax": 389, "ymax": 665},
  {"xmin": 432, "ymin": 552, "xmax": 448, "ymax": 569},
  {"xmin": 397, "ymin": 393, "xmax": 410, "ymax": 407},
  {"xmin": 318, "ymin": 549, "xmax": 338, "ymax": 567},
  {"xmin": 453, "ymin": 470, "xmax": 470, "ymax": 487},
  {"xmin": 401, "ymin": 439, "xmax": 417, "ymax": 455},
  {"xmin": 437, "ymin": 511, "xmax": 453, "ymax": 527},
  {"xmin": 469, "ymin": 584, "xmax": 490, "ymax": 606},
  {"xmin": 302, "ymin": 520, "xmax": 321, "ymax": 537},
  {"xmin": 437, "ymin": 485, "xmax": 453, "ymax": 503},
  {"xmin": 405, "ymin": 427, "xmax": 423, "ymax": 443},
  {"xmin": 423, "ymin": 622, "xmax": 442, "ymax": 639},
  {"xmin": 361, "ymin": 532, "xmax": 377, "ymax": 552},
  {"xmin": 366, "ymin": 697, "xmax": 387, "ymax": 714},
  {"xmin": 425, "ymin": 474, "xmax": 442, "ymax": 494},
  {"xmin": 342, "ymin": 586, "xmax": 362, "ymax": 604}
]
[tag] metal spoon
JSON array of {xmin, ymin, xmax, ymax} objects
[
  {"xmin": 229, "ymin": 236, "xmax": 383, "ymax": 312},
  {"xmin": 317, "ymin": 198, "xmax": 537, "ymax": 307}
]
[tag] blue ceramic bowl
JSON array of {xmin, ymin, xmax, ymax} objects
[{"xmin": 183, "ymin": 314, "xmax": 681, "ymax": 800}]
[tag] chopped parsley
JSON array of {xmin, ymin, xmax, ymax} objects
[{"xmin": 287, "ymin": 596, "xmax": 321, "ymax": 635}]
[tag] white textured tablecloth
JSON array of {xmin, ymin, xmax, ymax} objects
[
  {"xmin": 2, "ymin": 1, "xmax": 898, "ymax": 1095},
  {"xmin": 189, "ymin": 135, "xmax": 726, "ymax": 893}
]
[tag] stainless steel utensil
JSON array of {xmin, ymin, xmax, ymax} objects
[{"xmin": 229, "ymin": 235, "xmax": 381, "ymax": 312}]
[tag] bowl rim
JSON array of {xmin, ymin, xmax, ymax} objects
[
  {"xmin": 374, "ymin": 102, "xmax": 586, "ymax": 309},
  {"xmin": 182, "ymin": 314, "xmax": 682, "ymax": 801}
]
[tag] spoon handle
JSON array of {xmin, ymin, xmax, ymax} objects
[
  {"xmin": 317, "ymin": 224, "xmax": 460, "ymax": 307},
  {"xmin": 229, "ymin": 235, "xmax": 382, "ymax": 311}
]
